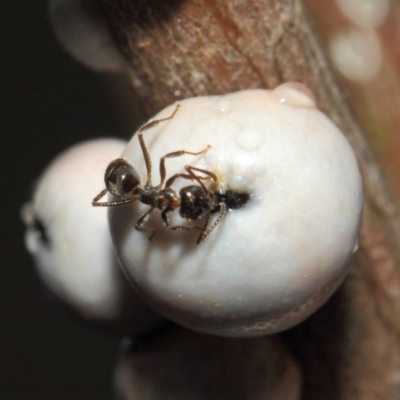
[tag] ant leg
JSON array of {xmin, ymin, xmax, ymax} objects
[
  {"xmin": 164, "ymin": 173, "xmax": 192, "ymax": 188},
  {"xmin": 164, "ymin": 164, "xmax": 216, "ymax": 189},
  {"xmin": 137, "ymin": 104, "xmax": 181, "ymax": 186},
  {"xmin": 138, "ymin": 133, "xmax": 153, "ymax": 186},
  {"xmin": 185, "ymin": 165, "xmax": 217, "ymax": 195},
  {"xmin": 196, "ymin": 203, "xmax": 226, "ymax": 245},
  {"xmin": 135, "ymin": 207, "xmax": 156, "ymax": 240},
  {"xmin": 161, "ymin": 210, "xmax": 202, "ymax": 232},
  {"xmin": 92, "ymin": 188, "xmax": 108, "ymax": 205},
  {"xmin": 158, "ymin": 145, "xmax": 211, "ymax": 188},
  {"xmin": 140, "ymin": 104, "xmax": 181, "ymax": 133},
  {"xmin": 92, "ymin": 189, "xmax": 139, "ymax": 207}
]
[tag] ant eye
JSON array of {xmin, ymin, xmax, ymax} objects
[{"xmin": 105, "ymin": 159, "xmax": 140, "ymax": 198}]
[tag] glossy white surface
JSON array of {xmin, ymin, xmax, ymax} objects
[{"xmin": 109, "ymin": 87, "xmax": 363, "ymax": 336}]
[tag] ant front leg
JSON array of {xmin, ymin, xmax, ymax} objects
[
  {"xmin": 137, "ymin": 104, "xmax": 181, "ymax": 186},
  {"xmin": 164, "ymin": 162, "xmax": 216, "ymax": 189},
  {"xmin": 196, "ymin": 203, "xmax": 227, "ymax": 245},
  {"xmin": 185, "ymin": 165, "xmax": 217, "ymax": 194},
  {"xmin": 92, "ymin": 189, "xmax": 139, "ymax": 207},
  {"xmin": 139, "ymin": 105, "xmax": 181, "ymax": 133},
  {"xmin": 135, "ymin": 207, "xmax": 156, "ymax": 240},
  {"xmin": 158, "ymin": 145, "xmax": 211, "ymax": 188}
]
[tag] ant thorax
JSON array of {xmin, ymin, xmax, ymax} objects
[{"xmin": 140, "ymin": 186, "xmax": 179, "ymax": 212}]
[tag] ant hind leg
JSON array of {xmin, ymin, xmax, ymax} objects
[
  {"xmin": 196, "ymin": 203, "xmax": 226, "ymax": 245},
  {"xmin": 137, "ymin": 104, "xmax": 181, "ymax": 186}
]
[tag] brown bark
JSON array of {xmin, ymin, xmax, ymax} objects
[{"xmin": 97, "ymin": 0, "xmax": 400, "ymax": 399}]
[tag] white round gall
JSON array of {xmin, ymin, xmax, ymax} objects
[
  {"xmin": 22, "ymin": 139, "xmax": 164, "ymax": 334},
  {"xmin": 329, "ymin": 28, "xmax": 382, "ymax": 83},
  {"xmin": 336, "ymin": 0, "xmax": 390, "ymax": 29},
  {"xmin": 107, "ymin": 87, "xmax": 363, "ymax": 337}
]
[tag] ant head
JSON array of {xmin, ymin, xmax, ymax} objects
[
  {"xmin": 105, "ymin": 158, "xmax": 141, "ymax": 199},
  {"xmin": 179, "ymin": 185, "xmax": 213, "ymax": 220}
]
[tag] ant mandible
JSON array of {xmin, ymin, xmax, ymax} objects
[{"xmin": 92, "ymin": 104, "xmax": 229, "ymax": 245}]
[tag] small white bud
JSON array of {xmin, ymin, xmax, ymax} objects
[
  {"xmin": 329, "ymin": 28, "xmax": 382, "ymax": 83},
  {"xmin": 49, "ymin": 0, "xmax": 126, "ymax": 72},
  {"xmin": 336, "ymin": 0, "xmax": 390, "ymax": 29}
]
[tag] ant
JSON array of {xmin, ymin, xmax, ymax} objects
[{"xmin": 92, "ymin": 104, "xmax": 249, "ymax": 244}]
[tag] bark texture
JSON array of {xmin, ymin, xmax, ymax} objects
[{"xmin": 97, "ymin": 0, "xmax": 400, "ymax": 399}]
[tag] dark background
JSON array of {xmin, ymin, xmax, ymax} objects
[{"xmin": 1, "ymin": 3, "xmax": 139, "ymax": 399}]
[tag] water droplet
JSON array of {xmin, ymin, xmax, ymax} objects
[
  {"xmin": 234, "ymin": 127, "xmax": 264, "ymax": 152},
  {"xmin": 271, "ymin": 82, "xmax": 316, "ymax": 108},
  {"xmin": 213, "ymin": 99, "xmax": 233, "ymax": 113}
]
